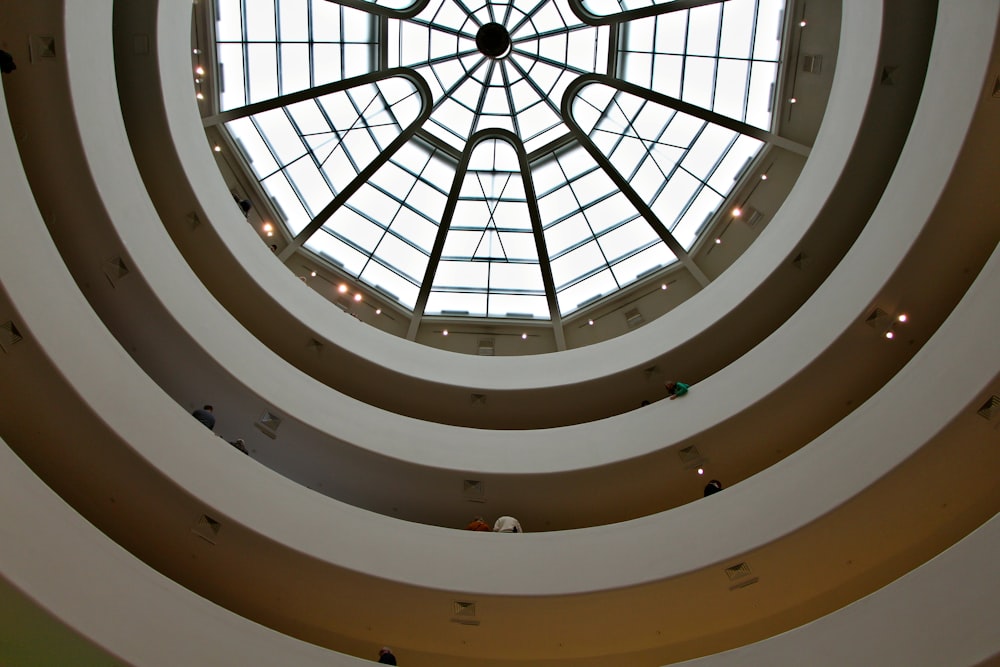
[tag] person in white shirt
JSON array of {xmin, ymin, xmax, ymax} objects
[{"xmin": 493, "ymin": 516, "xmax": 522, "ymax": 533}]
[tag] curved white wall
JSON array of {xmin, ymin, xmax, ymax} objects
[{"xmin": 14, "ymin": 0, "xmax": 989, "ymax": 535}]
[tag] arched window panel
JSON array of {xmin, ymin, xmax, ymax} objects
[
  {"xmin": 616, "ymin": 0, "xmax": 784, "ymax": 129},
  {"xmin": 532, "ymin": 142, "xmax": 675, "ymax": 315},
  {"xmin": 215, "ymin": 0, "xmax": 379, "ymax": 112},
  {"xmin": 304, "ymin": 136, "xmax": 456, "ymax": 309},
  {"xmin": 426, "ymin": 139, "xmax": 548, "ymax": 318},
  {"xmin": 224, "ymin": 76, "xmax": 424, "ymax": 236},
  {"xmin": 386, "ymin": 0, "xmax": 608, "ymax": 153},
  {"xmin": 570, "ymin": 81, "xmax": 763, "ymax": 251}
]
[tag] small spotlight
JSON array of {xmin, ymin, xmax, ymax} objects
[
  {"xmin": 732, "ymin": 207, "xmax": 742, "ymax": 217},
  {"xmin": 588, "ymin": 319, "xmax": 594, "ymax": 326},
  {"xmin": 885, "ymin": 331, "xmax": 895, "ymax": 339},
  {"xmin": 375, "ymin": 308, "xmax": 382, "ymax": 315},
  {"xmin": 194, "ymin": 78, "xmax": 201, "ymax": 84},
  {"xmin": 310, "ymin": 271, "xmax": 317, "ymax": 277},
  {"xmin": 697, "ymin": 468, "xmax": 704, "ymax": 475},
  {"xmin": 661, "ymin": 284, "xmax": 667, "ymax": 290},
  {"xmin": 195, "ymin": 65, "xmax": 205, "ymax": 76},
  {"xmin": 196, "ymin": 92, "xmax": 204, "ymax": 100},
  {"xmin": 789, "ymin": 97, "xmax": 798, "ymax": 104},
  {"xmin": 338, "ymin": 284, "xmax": 348, "ymax": 294},
  {"xmin": 266, "ymin": 231, "xmax": 273, "ymax": 237},
  {"xmin": 192, "ymin": 49, "xmax": 201, "ymax": 55},
  {"xmin": 760, "ymin": 174, "xmax": 768, "ymax": 180},
  {"xmin": 897, "ymin": 314, "xmax": 908, "ymax": 323},
  {"xmin": 799, "ymin": 19, "xmax": 808, "ymax": 27},
  {"xmin": 715, "ymin": 238, "xmax": 722, "ymax": 245},
  {"xmin": 213, "ymin": 145, "xmax": 221, "ymax": 152},
  {"xmin": 354, "ymin": 293, "xmax": 362, "ymax": 302},
  {"xmin": 521, "ymin": 333, "xmax": 527, "ymax": 340},
  {"xmin": 442, "ymin": 329, "xmax": 449, "ymax": 336},
  {"xmin": 262, "ymin": 222, "xmax": 273, "ymax": 233}
]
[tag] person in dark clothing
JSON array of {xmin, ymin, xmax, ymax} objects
[
  {"xmin": 0, "ymin": 50, "xmax": 15, "ymax": 74},
  {"xmin": 192, "ymin": 405, "xmax": 215, "ymax": 431},
  {"xmin": 377, "ymin": 646, "xmax": 397, "ymax": 664},
  {"xmin": 704, "ymin": 479, "xmax": 723, "ymax": 497}
]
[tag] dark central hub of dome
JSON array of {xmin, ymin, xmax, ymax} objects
[{"xmin": 476, "ymin": 23, "xmax": 512, "ymax": 59}]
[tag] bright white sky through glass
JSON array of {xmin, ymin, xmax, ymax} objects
[
  {"xmin": 427, "ymin": 138, "xmax": 549, "ymax": 317},
  {"xmin": 215, "ymin": 0, "xmax": 786, "ymax": 319}
]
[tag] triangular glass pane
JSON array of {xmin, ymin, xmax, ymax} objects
[{"xmin": 488, "ymin": 65, "xmax": 506, "ymax": 87}]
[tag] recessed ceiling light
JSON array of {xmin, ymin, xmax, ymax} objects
[
  {"xmin": 661, "ymin": 284, "xmax": 667, "ymax": 290},
  {"xmin": 338, "ymin": 284, "xmax": 348, "ymax": 294},
  {"xmin": 760, "ymin": 174, "xmax": 768, "ymax": 180},
  {"xmin": 897, "ymin": 314, "xmax": 908, "ymax": 322},
  {"xmin": 588, "ymin": 319, "xmax": 594, "ymax": 326},
  {"xmin": 885, "ymin": 331, "xmax": 894, "ymax": 339},
  {"xmin": 265, "ymin": 231, "xmax": 273, "ymax": 237},
  {"xmin": 697, "ymin": 468, "xmax": 704, "ymax": 475},
  {"xmin": 213, "ymin": 145, "xmax": 221, "ymax": 152},
  {"xmin": 799, "ymin": 20, "xmax": 808, "ymax": 27},
  {"xmin": 375, "ymin": 308, "xmax": 382, "ymax": 315},
  {"xmin": 354, "ymin": 293, "xmax": 362, "ymax": 302},
  {"xmin": 789, "ymin": 97, "xmax": 798, "ymax": 103},
  {"xmin": 443, "ymin": 329, "xmax": 449, "ymax": 336},
  {"xmin": 732, "ymin": 207, "xmax": 742, "ymax": 217},
  {"xmin": 195, "ymin": 92, "xmax": 204, "ymax": 100},
  {"xmin": 195, "ymin": 66, "xmax": 205, "ymax": 75},
  {"xmin": 262, "ymin": 222, "xmax": 273, "ymax": 232},
  {"xmin": 715, "ymin": 238, "xmax": 722, "ymax": 244},
  {"xmin": 310, "ymin": 271, "xmax": 316, "ymax": 277},
  {"xmin": 521, "ymin": 333, "xmax": 527, "ymax": 340}
]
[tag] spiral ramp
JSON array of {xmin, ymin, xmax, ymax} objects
[{"xmin": 0, "ymin": 0, "xmax": 999, "ymax": 665}]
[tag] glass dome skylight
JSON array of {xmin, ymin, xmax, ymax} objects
[{"xmin": 212, "ymin": 0, "xmax": 787, "ymax": 320}]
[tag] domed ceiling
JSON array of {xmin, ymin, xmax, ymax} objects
[{"xmin": 212, "ymin": 0, "xmax": 786, "ymax": 321}]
